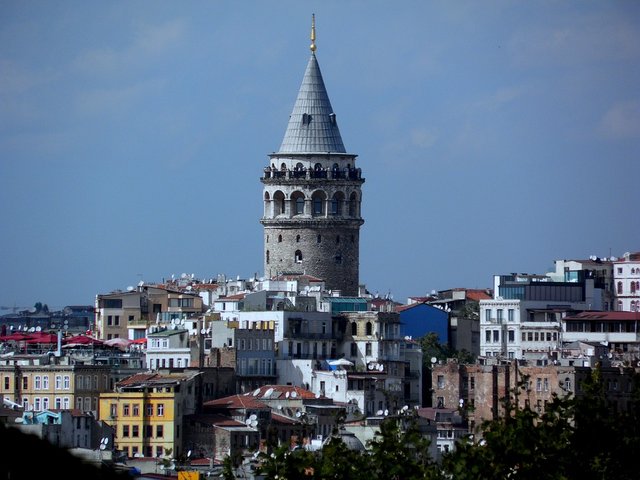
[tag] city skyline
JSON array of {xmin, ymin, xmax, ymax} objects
[{"xmin": 1, "ymin": 1, "xmax": 639, "ymax": 310}]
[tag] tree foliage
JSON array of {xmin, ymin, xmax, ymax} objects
[{"xmin": 224, "ymin": 366, "xmax": 640, "ymax": 480}]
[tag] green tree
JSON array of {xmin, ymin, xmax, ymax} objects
[{"xmin": 367, "ymin": 414, "xmax": 440, "ymax": 480}]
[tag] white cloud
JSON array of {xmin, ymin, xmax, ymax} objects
[
  {"xmin": 599, "ymin": 100, "xmax": 640, "ymax": 140},
  {"xmin": 473, "ymin": 86, "xmax": 526, "ymax": 111},
  {"xmin": 75, "ymin": 78, "xmax": 166, "ymax": 116},
  {"xmin": 507, "ymin": 12, "xmax": 640, "ymax": 68},
  {"xmin": 410, "ymin": 128, "xmax": 438, "ymax": 148},
  {"xmin": 73, "ymin": 19, "xmax": 186, "ymax": 74}
]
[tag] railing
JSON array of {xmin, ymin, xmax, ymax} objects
[{"xmin": 263, "ymin": 167, "xmax": 363, "ymax": 181}]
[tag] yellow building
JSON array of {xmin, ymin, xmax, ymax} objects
[
  {"xmin": 99, "ymin": 370, "xmax": 200, "ymax": 459},
  {"xmin": 0, "ymin": 354, "xmax": 111, "ymax": 412}
]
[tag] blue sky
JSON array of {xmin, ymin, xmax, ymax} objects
[{"xmin": 1, "ymin": 1, "xmax": 639, "ymax": 310}]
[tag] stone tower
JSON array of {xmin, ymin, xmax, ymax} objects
[{"xmin": 261, "ymin": 17, "xmax": 364, "ymax": 296}]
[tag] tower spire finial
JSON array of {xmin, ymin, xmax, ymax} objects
[{"xmin": 310, "ymin": 14, "xmax": 316, "ymax": 52}]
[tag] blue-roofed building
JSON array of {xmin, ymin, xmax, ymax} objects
[{"xmin": 397, "ymin": 303, "xmax": 449, "ymax": 344}]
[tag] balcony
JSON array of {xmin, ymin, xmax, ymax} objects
[{"xmin": 262, "ymin": 166, "xmax": 364, "ymax": 183}]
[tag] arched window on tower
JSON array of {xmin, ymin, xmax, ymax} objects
[
  {"xmin": 349, "ymin": 192, "xmax": 358, "ymax": 217},
  {"xmin": 366, "ymin": 322, "xmax": 373, "ymax": 336},
  {"xmin": 273, "ymin": 191, "xmax": 286, "ymax": 216},
  {"xmin": 278, "ymin": 235, "xmax": 282, "ymax": 243},
  {"xmin": 351, "ymin": 322, "xmax": 357, "ymax": 336},
  {"xmin": 296, "ymin": 235, "xmax": 300, "ymax": 243},
  {"xmin": 266, "ymin": 250, "xmax": 270, "ymax": 264},
  {"xmin": 295, "ymin": 250, "xmax": 303, "ymax": 264},
  {"xmin": 312, "ymin": 191, "xmax": 326, "ymax": 216},
  {"xmin": 331, "ymin": 192, "xmax": 344, "ymax": 216},
  {"xmin": 291, "ymin": 192, "xmax": 305, "ymax": 215}
]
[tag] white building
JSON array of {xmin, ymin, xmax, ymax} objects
[
  {"xmin": 480, "ymin": 272, "xmax": 604, "ymax": 361},
  {"xmin": 612, "ymin": 252, "xmax": 640, "ymax": 312},
  {"xmin": 146, "ymin": 328, "xmax": 191, "ymax": 370}
]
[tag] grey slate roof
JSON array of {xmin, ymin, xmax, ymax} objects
[{"xmin": 277, "ymin": 53, "xmax": 346, "ymax": 154}]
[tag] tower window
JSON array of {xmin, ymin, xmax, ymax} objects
[
  {"xmin": 266, "ymin": 250, "xmax": 270, "ymax": 264},
  {"xmin": 317, "ymin": 235, "xmax": 322, "ymax": 244},
  {"xmin": 296, "ymin": 235, "xmax": 300, "ymax": 243},
  {"xmin": 295, "ymin": 250, "xmax": 303, "ymax": 264},
  {"xmin": 295, "ymin": 196, "xmax": 304, "ymax": 214},
  {"xmin": 351, "ymin": 235, "xmax": 355, "ymax": 243},
  {"xmin": 313, "ymin": 196, "xmax": 323, "ymax": 215},
  {"xmin": 278, "ymin": 235, "xmax": 282, "ymax": 243},
  {"xmin": 302, "ymin": 113, "xmax": 312, "ymax": 125},
  {"xmin": 336, "ymin": 235, "xmax": 340, "ymax": 244},
  {"xmin": 335, "ymin": 253, "xmax": 342, "ymax": 264}
]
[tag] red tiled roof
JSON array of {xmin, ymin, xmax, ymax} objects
[
  {"xmin": 203, "ymin": 394, "xmax": 269, "ymax": 410},
  {"xmin": 563, "ymin": 311, "xmax": 640, "ymax": 321},
  {"xmin": 187, "ymin": 414, "xmax": 246, "ymax": 427},
  {"xmin": 271, "ymin": 412, "xmax": 299, "ymax": 425},
  {"xmin": 465, "ymin": 289, "xmax": 492, "ymax": 301},
  {"xmin": 249, "ymin": 384, "xmax": 321, "ymax": 400}
]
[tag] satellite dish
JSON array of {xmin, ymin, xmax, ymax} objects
[
  {"xmin": 264, "ymin": 388, "xmax": 274, "ymax": 397},
  {"xmin": 291, "ymin": 391, "xmax": 297, "ymax": 398},
  {"xmin": 187, "ymin": 450, "xmax": 192, "ymax": 458},
  {"xmin": 245, "ymin": 418, "xmax": 252, "ymax": 426},
  {"xmin": 251, "ymin": 420, "xmax": 258, "ymax": 427},
  {"xmin": 431, "ymin": 357, "xmax": 437, "ymax": 364},
  {"xmin": 378, "ymin": 364, "xmax": 384, "ymax": 371},
  {"xmin": 285, "ymin": 392, "xmax": 290, "ymax": 399},
  {"xmin": 277, "ymin": 405, "xmax": 283, "ymax": 410},
  {"xmin": 138, "ymin": 280, "xmax": 144, "ymax": 287},
  {"xmin": 384, "ymin": 409, "xmax": 389, "ymax": 416},
  {"xmin": 249, "ymin": 414, "xmax": 257, "ymax": 421},
  {"xmin": 252, "ymin": 389, "xmax": 260, "ymax": 397},
  {"xmin": 402, "ymin": 405, "xmax": 408, "ymax": 411},
  {"xmin": 36, "ymin": 326, "xmax": 41, "ymax": 332},
  {"xmin": 171, "ymin": 319, "xmax": 175, "ymax": 326},
  {"xmin": 368, "ymin": 364, "xmax": 374, "ymax": 370},
  {"xmin": 295, "ymin": 411, "xmax": 301, "ymax": 418},
  {"xmin": 376, "ymin": 409, "xmax": 383, "ymax": 416},
  {"xmin": 99, "ymin": 444, "xmax": 106, "ymax": 451},
  {"xmin": 127, "ymin": 286, "xmax": 134, "ymax": 292}
]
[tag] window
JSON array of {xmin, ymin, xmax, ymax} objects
[
  {"xmin": 64, "ymin": 376, "xmax": 70, "ymax": 390},
  {"xmin": 123, "ymin": 425, "xmax": 130, "ymax": 437},
  {"xmin": 114, "ymin": 315, "xmax": 120, "ymax": 326},
  {"xmin": 145, "ymin": 425, "xmax": 153, "ymax": 438},
  {"xmin": 23, "ymin": 377, "xmax": 28, "ymax": 389},
  {"xmin": 437, "ymin": 375, "xmax": 445, "ymax": 389},
  {"xmin": 485, "ymin": 330, "xmax": 491, "ymax": 343},
  {"xmin": 156, "ymin": 446, "xmax": 164, "ymax": 457},
  {"xmin": 508, "ymin": 330, "xmax": 515, "ymax": 343},
  {"xmin": 63, "ymin": 397, "xmax": 70, "ymax": 409},
  {"xmin": 278, "ymin": 234, "xmax": 282, "ymax": 243},
  {"xmin": 157, "ymin": 404, "xmax": 164, "ymax": 416},
  {"xmin": 295, "ymin": 250, "xmax": 303, "ymax": 263},
  {"xmin": 266, "ymin": 250, "xmax": 270, "ymax": 264},
  {"xmin": 351, "ymin": 323, "xmax": 357, "ymax": 336},
  {"xmin": 493, "ymin": 330, "xmax": 499, "ymax": 342},
  {"xmin": 42, "ymin": 397, "xmax": 49, "ymax": 410},
  {"xmin": 55, "ymin": 397, "xmax": 61, "ymax": 409},
  {"xmin": 131, "ymin": 446, "xmax": 139, "ymax": 457},
  {"xmin": 366, "ymin": 322, "xmax": 373, "ymax": 336},
  {"xmin": 123, "ymin": 404, "xmax": 130, "ymax": 416},
  {"xmin": 485, "ymin": 309, "xmax": 491, "ymax": 322},
  {"xmin": 157, "ymin": 425, "xmax": 164, "ymax": 438},
  {"xmin": 3, "ymin": 376, "xmax": 9, "ymax": 389},
  {"xmin": 508, "ymin": 309, "xmax": 514, "ymax": 322},
  {"xmin": 42, "ymin": 375, "xmax": 49, "ymax": 389},
  {"xmin": 55, "ymin": 376, "xmax": 62, "ymax": 390},
  {"xmin": 110, "ymin": 404, "xmax": 117, "ymax": 418},
  {"xmin": 536, "ymin": 378, "xmax": 542, "ymax": 392},
  {"xmin": 295, "ymin": 196, "xmax": 304, "ymax": 215},
  {"xmin": 313, "ymin": 195, "xmax": 324, "ymax": 215},
  {"xmin": 35, "ymin": 376, "xmax": 41, "ymax": 390},
  {"xmin": 133, "ymin": 404, "xmax": 140, "ymax": 416},
  {"xmin": 497, "ymin": 309, "xmax": 503, "ymax": 323},
  {"xmin": 317, "ymin": 234, "xmax": 321, "ymax": 243},
  {"xmin": 132, "ymin": 425, "xmax": 139, "ymax": 437},
  {"xmin": 365, "ymin": 343, "xmax": 372, "ymax": 356},
  {"xmin": 296, "ymin": 235, "xmax": 300, "ymax": 243},
  {"xmin": 350, "ymin": 342, "xmax": 357, "ymax": 357},
  {"xmin": 34, "ymin": 397, "xmax": 41, "ymax": 410},
  {"xmin": 617, "ymin": 282, "xmax": 623, "ymax": 294},
  {"xmin": 543, "ymin": 378, "xmax": 549, "ymax": 392}
]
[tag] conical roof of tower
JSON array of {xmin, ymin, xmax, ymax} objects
[{"xmin": 277, "ymin": 52, "xmax": 346, "ymax": 154}]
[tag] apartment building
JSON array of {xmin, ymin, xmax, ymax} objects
[
  {"xmin": 98, "ymin": 370, "xmax": 201, "ymax": 459},
  {"xmin": 0, "ymin": 354, "xmax": 111, "ymax": 413}
]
